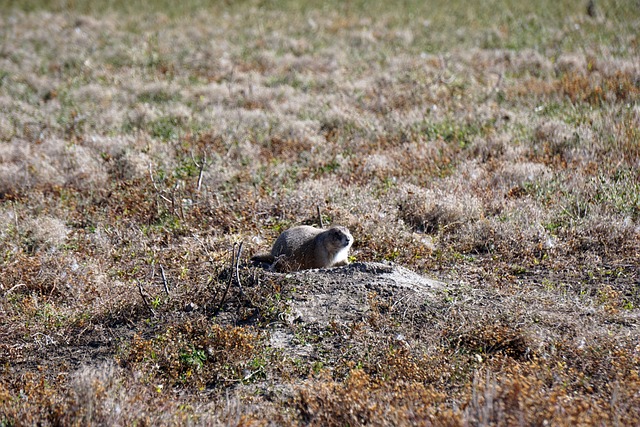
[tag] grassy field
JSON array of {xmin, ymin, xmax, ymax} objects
[{"xmin": 1, "ymin": 0, "xmax": 639, "ymax": 425}]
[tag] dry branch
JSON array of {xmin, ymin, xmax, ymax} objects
[
  {"xmin": 160, "ymin": 264, "xmax": 170, "ymax": 295},
  {"xmin": 137, "ymin": 280, "xmax": 156, "ymax": 317}
]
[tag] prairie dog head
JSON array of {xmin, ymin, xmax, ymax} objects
[{"xmin": 323, "ymin": 226, "xmax": 353, "ymax": 254}]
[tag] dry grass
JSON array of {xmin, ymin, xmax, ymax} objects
[{"xmin": 1, "ymin": 0, "xmax": 639, "ymax": 425}]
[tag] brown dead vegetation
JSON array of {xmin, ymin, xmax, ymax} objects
[{"xmin": 0, "ymin": 0, "xmax": 639, "ymax": 425}]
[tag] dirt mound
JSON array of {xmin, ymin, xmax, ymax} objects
[{"xmin": 267, "ymin": 262, "xmax": 445, "ymax": 352}]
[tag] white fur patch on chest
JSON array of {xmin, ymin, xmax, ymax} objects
[{"xmin": 331, "ymin": 245, "xmax": 351, "ymax": 265}]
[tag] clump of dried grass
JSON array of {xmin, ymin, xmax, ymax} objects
[
  {"xmin": 490, "ymin": 161, "xmax": 552, "ymax": 193},
  {"xmin": 23, "ymin": 215, "xmax": 69, "ymax": 252},
  {"xmin": 63, "ymin": 362, "xmax": 125, "ymax": 425},
  {"xmin": 398, "ymin": 185, "xmax": 483, "ymax": 234},
  {"xmin": 296, "ymin": 368, "xmax": 455, "ymax": 427}
]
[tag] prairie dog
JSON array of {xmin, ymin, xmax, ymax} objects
[{"xmin": 251, "ymin": 225, "xmax": 353, "ymax": 272}]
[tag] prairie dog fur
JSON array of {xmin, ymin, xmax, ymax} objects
[{"xmin": 251, "ymin": 225, "xmax": 353, "ymax": 272}]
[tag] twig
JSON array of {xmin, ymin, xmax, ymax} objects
[
  {"xmin": 213, "ymin": 242, "xmax": 247, "ymax": 316},
  {"xmin": 234, "ymin": 242, "xmax": 244, "ymax": 296},
  {"xmin": 148, "ymin": 164, "xmax": 172, "ymax": 204},
  {"xmin": 12, "ymin": 200, "xmax": 19, "ymax": 233},
  {"xmin": 180, "ymin": 196, "xmax": 186, "ymax": 220},
  {"xmin": 437, "ymin": 54, "xmax": 456, "ymax": 85},
  {"xmin": 317, "ymin": 205, "xmax": 324, "ymax": 228},
  {"xmin": 491, "ymin": 72, "xmax": 503, "ymax": 93},
  {"xmin": 137, "ymin": 280, "xmax": 156, "ymax": 317},
  {"xmin": 4, "ymin": 283, "xmax": 26, "ymax": 296},
  {"xmin": 170, "ymin": 180, "xmax": 183, "ymax": 219},
  {"xmin": 192, "ymin": 150, "xmax": 208, "ymax": 193},
  {"xmin": 204, "ymin": 274, "xmax": 217, "ymax": 316},
  {"xmin": 160, "ymin": 264, "xmax": 170, "ymax": 295},
  {"xmin": 197, "ymin": 156, "xmax": 206, "ymax": 192},
  {"xmin": 214, "ymin": 243, "xmax": 237, "ymax": 316}
]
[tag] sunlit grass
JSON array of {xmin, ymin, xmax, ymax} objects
[{"xmin": 0, "ymin": 0, "xmax": 639, "ymax": 424}]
